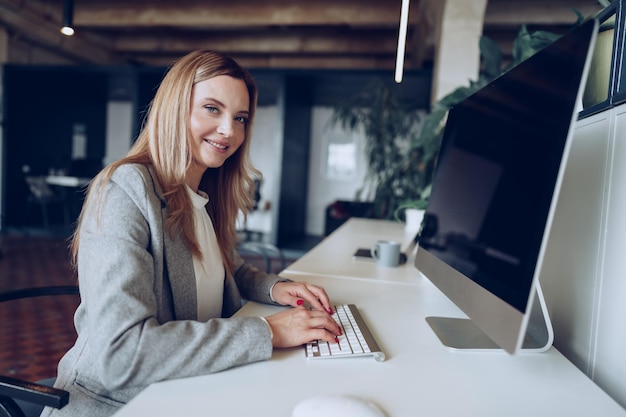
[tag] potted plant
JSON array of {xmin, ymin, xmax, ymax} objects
[
  {"xmin": 393, "ymin": 184, "xmax": 431, "ymax": 232},
  {"xmin": 330, "ymin": 79, "xmax": 427, "ymax": 220},
  {"xmin": 332, "ymin": 16, "xmax": 584, "ymax": 224}
]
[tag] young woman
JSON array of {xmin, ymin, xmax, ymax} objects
[{"xmin": 42, "ymin": 50, "xmax": 341, "ymax": 417}]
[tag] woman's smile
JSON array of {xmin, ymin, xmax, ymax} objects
[{"xmin": 204, "ymin": 138, "xmax": 229, "ymax": 152}]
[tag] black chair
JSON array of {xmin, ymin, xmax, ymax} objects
[
  {"xmin": 24, "ymin": 177, "xmax": 70, "ymax": 229},
  {"xmin": 0, "ymin": 286, "xmax": 79, "ymax": 417},
  {"xmin": 238, "ymin": 242, "xmax": 286, "ymax": 274},
  {"xmin": 324, "ymin": 200, "xmax": 375, "ymax": 236}
]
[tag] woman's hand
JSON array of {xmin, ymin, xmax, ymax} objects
[
  {"xmin": 266, "ymin": 280, "xmax": 341, "ymax": 348},
  {"xmin": 265, "ymin": 307, "xmax": 342, "ymax": 348},
  {"xmin": 271, "ymin": 280, "xmax": 333, "ymax": 314}
]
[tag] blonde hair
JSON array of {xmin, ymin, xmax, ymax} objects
[{"xmin": 71, "ymin": 50, "xmax": 260, "ymax": 276}]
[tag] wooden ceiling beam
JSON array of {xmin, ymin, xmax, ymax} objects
[
  {"xmin": 72, "ymin": 0, "xmax": 421, "ymax": 28},
  {"xmin": 139, "ymin": 54, "xmax": 402, "ymax": 70},
  {"xmin": 242, "ymin": 55, "xmax": 399, "ymax": 70},
  {"xmin": 113, "ymin": 30, "xmax": 402, "ymax": 55}
]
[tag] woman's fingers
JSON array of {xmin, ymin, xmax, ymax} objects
[
  {"xmin": 302, "ymin": 285, "xmax": 333, "ymax": 314},
  {"xmin": 265, "ymin": 308, "xmax": 341, "ymax": 348},
  {"xmin": 272, "ymin": 281, "xmax": 334, "ymax": 314}
]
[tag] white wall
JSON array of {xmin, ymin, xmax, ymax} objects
[
  {"xmin": 305, "ymin": 107, "xmax": 367, "ymax": 236},
  {"xmin": 104, "ymin": 101, "xmax": 133, "ymax": 165},
  {"xmin": 244, "ymin": 105, "xmax": 283, "ymax": 241},
  {"xmin": 540, "ymin": 104, "xmax": 626, "ymax": 408}
]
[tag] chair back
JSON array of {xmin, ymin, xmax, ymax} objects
[{"xmin": 25, "ymin": 177, "xmax": 54, "ymax": 200}]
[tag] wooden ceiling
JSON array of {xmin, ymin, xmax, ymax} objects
[{"xmin": 0, "ymin": 0, "xmax": 604, "ymax": 70}]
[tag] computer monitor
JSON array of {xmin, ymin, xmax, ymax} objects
[{"xmin": 415, "ymin": 18, "xmax": 598, "ymax": 354}]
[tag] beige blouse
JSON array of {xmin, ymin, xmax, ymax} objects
[{"xmin": 185, "ymin": 185, "xmax": 224, "ymax": 321}]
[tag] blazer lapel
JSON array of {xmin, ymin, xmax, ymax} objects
[
  {"xmin": 149, "ymin": 166, "xmax": 198, "ymax": 321},
  {"xmin": 163, "ymin": 230, "xmax": 197, "ymax": 320}
]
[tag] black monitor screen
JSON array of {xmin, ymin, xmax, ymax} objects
[{"xmin": 419, "ymin": 20, "xmax": 596, "ymax": 313}]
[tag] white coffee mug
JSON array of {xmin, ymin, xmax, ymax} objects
[{"xmin": 370, "ymin": 240, "xmax": 401, "ymax": 267}]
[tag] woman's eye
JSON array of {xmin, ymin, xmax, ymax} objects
[
  {"xmin": 235, "ymin": 116, "xmax": 249, "ymax": 124},
  {"xmin": 204, "ymin": 105, "xmax": 218, "ymax": 113}
]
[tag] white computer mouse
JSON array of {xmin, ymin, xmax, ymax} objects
[{"xmin": 292, "ymin": 394, "xmax": 386, "ymax": 417}]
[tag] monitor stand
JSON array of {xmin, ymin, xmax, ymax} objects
[{"xmin": 425, "ymin": 283, "xmax": 554, "ymax": 353}]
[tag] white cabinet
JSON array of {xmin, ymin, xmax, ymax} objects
[
  {"xmin": 540, "ymin": 103, "xmax": 626, "ymax": 407},
  {"xmin": 595, "ymin": 105, "xmax": 626, "ymax": 404}
]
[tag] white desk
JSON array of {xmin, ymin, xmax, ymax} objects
[
  {"xmin": 283, "ymin": 218, "xmax": 423, "ymax": 285},
  {"xmin": 113, "ymin": 219, "xmax": 626, "ymax": 417}
]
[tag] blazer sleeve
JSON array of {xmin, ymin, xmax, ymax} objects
[
  {"xmin": 232, "ymin": 252, "xmax": 292, "ymax": 304},
  {"xmin": 75, "ymin": 165, "xmax": 273, "ymax": 391}
]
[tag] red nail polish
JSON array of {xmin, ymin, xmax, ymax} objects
[
  {"xmin": 297, "ymin": 299, "xmax": 304, "ymax": 306},
  {"xmin": 328, "ymin": 308, "xmax": 334, "ymax": 315},
  {"xmin": 335, "ymin": 336, "xmax": 339, "ymax": 344}
]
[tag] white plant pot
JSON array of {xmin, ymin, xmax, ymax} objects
[{"xmin": 404, "ymin": 208, "xmax": 425, "ymax": 233}]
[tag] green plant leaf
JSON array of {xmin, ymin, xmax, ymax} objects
[{"xmin": 480, "ymin": 36, "xmax": 503, "ymax": 80}]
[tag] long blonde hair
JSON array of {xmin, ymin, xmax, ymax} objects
[{"xmin": 71, "ymin": 50, "xmax": 260, "ymax": 276}]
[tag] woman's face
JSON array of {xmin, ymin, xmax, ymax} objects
[{"xmin": 187, "ymin": 75, "xmax": 250, "ymax": 185}]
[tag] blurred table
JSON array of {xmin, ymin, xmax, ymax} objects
[
  {"xmin": 43, "ymin": 175, "xmax": 91, "ymax": 225},
  {"xmin": 45, "ymin": 175, "xmax": 91, "ymax": 188}
]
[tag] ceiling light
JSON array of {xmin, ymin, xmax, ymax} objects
[
  {"xmin": 60, "ymin": 0, "xmax": 74, "ymax": 36},
  {"xmin": 395, "ymin": 0, "xmax": 410, "ymax": 83}
]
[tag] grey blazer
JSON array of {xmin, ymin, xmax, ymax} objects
[{"xmin": 42, "ymin": 164, "xmax": 284, "ymax": 417}]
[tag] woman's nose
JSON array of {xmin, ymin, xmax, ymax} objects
[{"xmin": 217, "ymin": 117, "xmax": 233, "ymax": 137}]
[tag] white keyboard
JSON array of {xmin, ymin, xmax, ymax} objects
[{"xmin": 305, "ymin": 304, "xmax": 385, "ymax": 362}]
